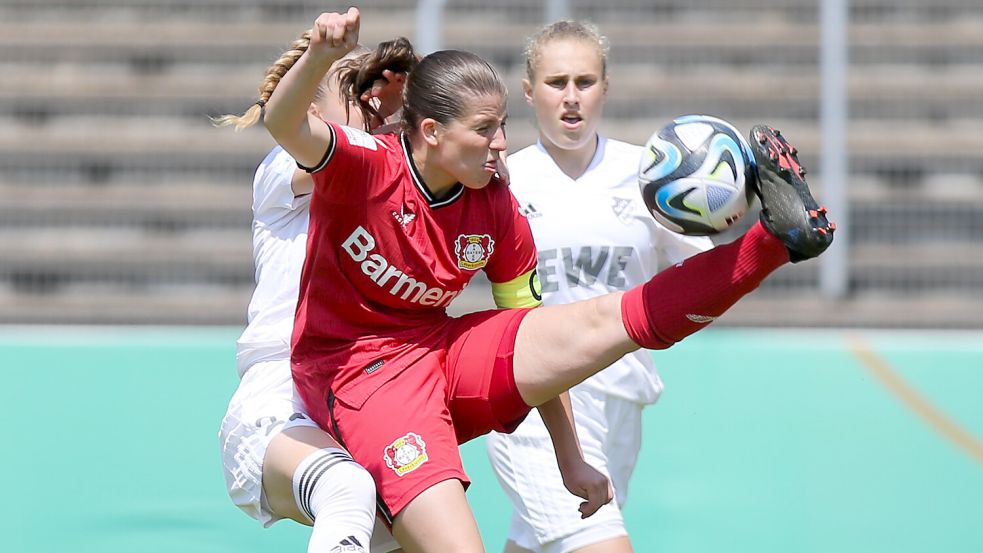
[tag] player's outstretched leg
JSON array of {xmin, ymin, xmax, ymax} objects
[
  {"xmin": 512, "ymin": 125, "xmax": 838, "ymax": 407},
  {"xmin": 749, "ymin": 125, "xmax": 835, "ymax": 262}
]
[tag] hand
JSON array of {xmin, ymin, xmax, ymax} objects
[
  {"xmin": 559, "ymin": 458, "xmax": 614, "ymax": 519},
  {"xmin": 309, "ymin": 8, "xmax": 360, "ymax": 66},
  {"xmin": 360, "ymin": 69, "xmax": 407, "ymax": 128}
]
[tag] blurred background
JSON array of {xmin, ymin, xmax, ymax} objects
[
  {"xmin": 2, "ymin": 3, "xmax": 983, "ymax": 553},
  {"xmin": 2, "ymin": 0, "xmax": 982, "ymax": 328}
]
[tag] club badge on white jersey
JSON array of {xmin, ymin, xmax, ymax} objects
[{"xmin": 611, "ymin": 197, "xmax": 636, "ymax": 225}]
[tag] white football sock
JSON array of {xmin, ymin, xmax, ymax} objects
[{"xmin": 292, "ymin": 448, "xmax": 377, "ymax": 553}]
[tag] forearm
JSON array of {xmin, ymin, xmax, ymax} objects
[
  {"xmin": 539, "ymin": 394, "xmax": 614, "ymax": 518},
  {"xmin": 538, "ymin": 392, "xmax": 584, "ymax": 469},
  {"xmin": 265, "ymin": 50, "xmax": 339, "ymax": 166}
]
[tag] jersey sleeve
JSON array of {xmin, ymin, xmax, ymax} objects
[
  {"xmin": 300, "ymin": 120, "xmax": 392, "ymax": 202},
  {"xmin": 252, "ymin": 147, "xmax": 309, "ymax": 217},
  {"xmin": 485, "ymin": 187, "xmax": 542, "ymax": 308}
]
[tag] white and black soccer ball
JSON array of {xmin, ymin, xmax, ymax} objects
[{"xmin": 638, "ymin": 115, "xmax": 757, "ymax": 235}]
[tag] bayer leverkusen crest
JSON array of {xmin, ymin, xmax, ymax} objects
[
  {"xmin": 384, "ymin": 432, "xmax": 429, "ymax": 476},
  {"xmin": 455, "ymin": 234, "xmax": 495, "ymax": 271}
]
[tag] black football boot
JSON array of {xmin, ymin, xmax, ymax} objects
[{"xmin": 748, "ymin": 125, "xmax": 835, "ymax": 262}]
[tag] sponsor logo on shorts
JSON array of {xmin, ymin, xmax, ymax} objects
[
  {"xmin": 384, "ymin": 432, "xmax": 429, "ymax": 477},
  {"xmin": 455, "ymin": 234, "xmax": 495, "ymax": 270}
]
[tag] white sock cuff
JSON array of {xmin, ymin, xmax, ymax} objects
[{"xmin": 291, "ymin": 447, "xmax": 356, "ymax": 523}]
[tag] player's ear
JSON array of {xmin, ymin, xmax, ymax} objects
[
  {"xmin": 522, "ymin": 79, "xmax": 534, "ymax": 106},
  {"xmin": 421, "ymin": 118, "xmax": 440, "ymax": 146}
]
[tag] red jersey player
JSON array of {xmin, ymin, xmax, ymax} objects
[
  {"xmin": 290, "ymin": 125, "xmax": 540, "ymax": 428},
  {"xmin": 214, "ymin": 37, "xmax": 419, "ymax": 553},
  {"xmin": 264, "ymin": 8, "xmax": 834, "ymax": 553}
]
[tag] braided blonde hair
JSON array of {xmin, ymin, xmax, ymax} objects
[{"xmin": 212, "ymin": 31, "xmax": 319, "ymax": 131}]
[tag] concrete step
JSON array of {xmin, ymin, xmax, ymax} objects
[
  {"xmin": 5, "ymin": 0, "xmax": 980, "ymax": 25},
  {"xmin": 0, "ymin": 20, "xmax": 417, "ymax": 66},
  {"xmin": 0, "ymin": 0, "xmax": 418, "ymax": 23},
  {"xmin": 4, "ymin": 179, "xmax": 983, "ymax": 228},
  {"xmin": 7, "ymin": 63, "xmax": 983, "ymax": 123},
  {"xmin": 1, "ymin": 225, "xmax": 980, "ymax": 296},
  {"xmin": 0, "ymin": 182, "xmax": 251, "ymax": 229},
  {"xmin": 5, "ymin": 116, "xmax": 983, "ymax": 173},
  {"xmin": 0, "ymin": 229, "xmax": 253, "ymax": 291},
  {"xmin": 3, "ymin": 19, "xmax": 983, "ymax": 66},
  {"xmin": 0, "ymin": 284, "xmax": 252, "ymax": 325},
  {"xmin": 2, "ymin": 280, "xmax": 981, "ymax": 328}
]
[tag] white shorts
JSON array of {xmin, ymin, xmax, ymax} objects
[
  {"xmin": 219, "ymin": 358, "xmax": 323, "ymax": 526},
  {"xmin": 218, "ymin": 359, "xmax": 400, "ymax": 552},
  {"xmin": 486, "ymin": 387, "xmax": 644, "ymax": 553}
]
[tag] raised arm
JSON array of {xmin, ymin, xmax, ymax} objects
[{"xmin": 265, "ymin": 8, "xmax": 360, "ymax": 168}]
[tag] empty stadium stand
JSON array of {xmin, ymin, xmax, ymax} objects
[{"xmin": 2, "ymin": 0, "xmax": 982, "ymax": 327}]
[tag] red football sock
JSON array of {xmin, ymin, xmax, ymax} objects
[{"xmin": 621, "ymin": 221, "xmax": 790, "ymax": 349}]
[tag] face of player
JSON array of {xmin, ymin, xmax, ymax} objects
[
  {"xmin": 525, "ymin": 38, "xmax": 608, "ymax": 156},
  {"xmin": 430, "ymin": 94, "xmax": 508, "ymax": 193}
]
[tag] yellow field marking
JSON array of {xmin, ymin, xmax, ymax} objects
[{"xmin": 848, "ymin": 335, "xmax": 983, "ymax": 470}]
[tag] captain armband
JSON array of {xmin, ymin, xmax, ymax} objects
[{"xmin": 491, "ymin": 268, "xmax": 543, "ymax": 309}]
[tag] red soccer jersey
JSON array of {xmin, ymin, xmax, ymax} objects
[{"xmin": 291, "ymin": 122, "xmax": 538, "ymax": 415}]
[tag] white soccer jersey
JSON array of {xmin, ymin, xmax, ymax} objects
[
  {"xmin": 235, "ymin": 146, "xmax": 311, "ymax": 376},
  {"xmin": 508, "ymin": 137, "xmax": 713, "ymax": 404}
]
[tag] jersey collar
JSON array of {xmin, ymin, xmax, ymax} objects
[
  {"xmin": 401, "ymin": 133, "xmax": 464, "ymax": 208},
  {"xmin": 535, "ymin": 135, "xmax": 609, "ymax": 183}
]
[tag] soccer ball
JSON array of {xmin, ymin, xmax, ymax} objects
[{"xmin": 638, "ymin": 115, "xmax": 757, "ymax": 235}]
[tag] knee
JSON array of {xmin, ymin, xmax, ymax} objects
[
  {"xmin": 295, "ymin": 449, "xmax": 377, "ymax": 522},
  {"xmin": 328, "ymin": 460, "xmax": 376, "ymax": 509}
]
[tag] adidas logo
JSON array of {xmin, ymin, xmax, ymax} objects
[
  {"xmin": 392, "ymin": 204, "xmax": 416, "ymax": 228},
  {"xmin": 330, "ymin": 535, "xmax": 366, "ymax": 553},
  {"xmin": 519, "ymin": 202, "xmax": 542, "ymax": 219}
]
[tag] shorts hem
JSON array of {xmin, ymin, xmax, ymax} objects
[
  {"xmin": 537, "ymin": 520, "xmax": 629, "ymax": 553},
  {"xmin": 385, "ymin": 471, "xmax": 469, "ymax": 521},
  {"xmin": 490, "ymin": 307, "xmax": 536, "ymax": 432}
]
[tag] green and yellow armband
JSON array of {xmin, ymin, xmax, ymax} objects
[{"xmin": 491, "ymin": 268, "xmax": 543, "ymax": 309}]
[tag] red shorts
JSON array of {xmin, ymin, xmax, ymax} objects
[{"xmin": 318, "ymin": 307, "xmax": 534, "ymax": 523}]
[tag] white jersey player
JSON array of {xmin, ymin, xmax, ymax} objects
[
  {"xmin": 486, "ymin": 21, "xmax": 712, "ymax": 553},
  {"xmin": 216, "ymin": 35, "xmax": 410, "ymax": 553}
]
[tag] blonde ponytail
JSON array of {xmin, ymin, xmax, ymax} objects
[{"xmin": 212, "ymin": 31, "xmax": 313, "ymax": 131}]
